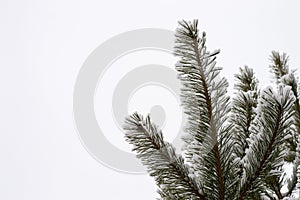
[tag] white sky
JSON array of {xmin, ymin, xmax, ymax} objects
[{"xmin": 1, "ymin": 0, "xmax": 300, "ymax": 199}]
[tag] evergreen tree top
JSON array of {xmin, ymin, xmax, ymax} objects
[{"xmin": 123, "ymin": 20, "xmax": 300, "ymax": 200}]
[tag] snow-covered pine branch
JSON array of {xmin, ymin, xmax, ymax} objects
[
  {"xmin": 231, "ymin": 66, "xmax": 259, "ymax": 173},
  {"xmin": 123, "ymin": 113, "xmax": 205, "ymax": 200},
  {"xmin": 123, "ymin": 20, "xmax": 300, "ymax": 200},
  {"xmin": 174, "ymin": 20, "xmax": 238, "ymax": 200},
  {"xmin": 270, "ymin": 52, "xmax": 300, "ymax": 198},
  {"xmin": 238, "ymin": 85, "xmax": 296, "ymax": 199}
]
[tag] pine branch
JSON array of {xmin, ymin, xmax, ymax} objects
[
  {"xmin": 123, "ymin": 21, "xmax": 299, "ymax": 200},
  {"xmin": 270, "ymin": 52, "xmax": 300, "ymax": 197},
  {"xmin": 234, "ymin": 66, "xmax": 259, "ymax": 93},
  {"xmin": 231, "ymin": 66, "xmax": 258, "ymax": 170},
  {"xmin": 124, "ymin": 113, "xmax": 205, "ymax": 200},
  {"xmin": 238, "ymin": 86, "xmax": 296, "ymax": 200},
  {"xmin": 174, "ymin": 20, "xmax": 238, "ymax": 200},
  {"xmin": 282, "ymin": 72, "xmax": 300, "ymax": 135},
  {"xmin": 269, "ymin": 51, "xmax": 289, "ymax": 84}
]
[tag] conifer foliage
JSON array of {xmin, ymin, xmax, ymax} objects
[{"xmin": 123, "ymin": 20, "xmax": 300, "ymax": 199}]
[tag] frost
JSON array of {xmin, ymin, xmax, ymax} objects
[
  {"xmin": 283, "ymin": 134, "xmax": 292, "ymax": 140},
  {"xmin": 233, "ymin": 157, "xmax": 241, "ymax": 164}
]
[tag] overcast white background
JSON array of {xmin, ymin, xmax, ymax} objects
[{"xmin": 1, "ymin": 0, "xmax": 300, "ymax": 199}]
